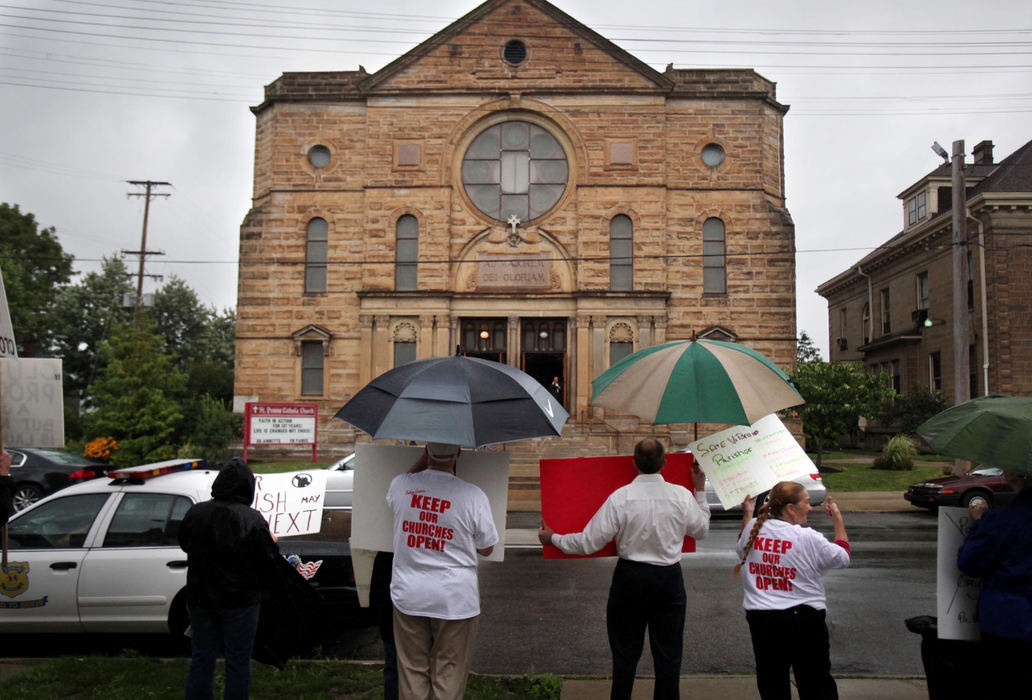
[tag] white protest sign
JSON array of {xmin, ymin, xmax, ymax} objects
[
  {"xmin": 0, "ymin": 265, "xmax": 16, "ymax": 358},
  {"xmin": 350, "ymin": 443, "xmax": 509, "ymax": 563},
  {"xmin": 251, "ymin": 469, "xmax": 327, "ymax": 538},
  {"xmin": 691, "ymin": 414, "xmax": 815, "ymax": 510},
  {"xmin": 1, "ymin": 357, "xmax": 64, "ymax": 447},
  {"xmin": 937, "ymin": 506, "xmax": 981, "ymax": 640}
]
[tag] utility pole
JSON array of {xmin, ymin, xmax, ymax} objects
[
  {"xmin": 951, "ymin": 143, "xmax": 970, "ymax": 408},
  {"xmin": 124, "ymin": 180, "xmax": 170, "ymax": 317},
  {"xmin": 951, "ymin": 141, "xmax": 971, "ymax": 476}
]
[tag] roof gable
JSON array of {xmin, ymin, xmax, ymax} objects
[{"xmin": 361, "ymin": 0, "xmax": 672, "ymax": 94}]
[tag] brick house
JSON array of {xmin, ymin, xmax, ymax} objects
[
  {"xmin": 816, "ymin": 138, "xmax": 1032, "ymax": 402},
  {"xmin": 234, "ymin": 0, "xmax": 798, "ymax": 498}
]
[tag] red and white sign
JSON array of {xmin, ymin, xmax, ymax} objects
[{"xmin": 243, "ymin": 402, "xmax": 318, "ymax": 461}]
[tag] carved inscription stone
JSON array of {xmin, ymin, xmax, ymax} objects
[{"xmin": 477, "ymin": 254, "xmax": 550, "ymax": 290}]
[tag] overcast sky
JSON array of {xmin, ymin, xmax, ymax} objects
[{"xmin": 2, "ymin": 0, "xmax": 1029, "ymax": 358}]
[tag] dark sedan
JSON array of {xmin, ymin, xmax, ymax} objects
[
  {"xmin": 904, "ymin": 466, "xmax": 1017, "ymax": 511},
  {"xmin": 6, "ymin": 447, "xmax": 106, "ymax": 512}
]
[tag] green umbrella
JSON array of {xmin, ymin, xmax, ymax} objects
[
  {"xmin": 916, "ymin": 395, "xmax": 1032, "ymax": 475},
  {"xmin": 590, "ymin": 338, "xmax": 804, "ymax": 427}
]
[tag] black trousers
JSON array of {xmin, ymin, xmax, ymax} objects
[
  {"xmin": 606, "ymin": 558, "xmax": 686, "ymax": 700},
  {"xmin": 745, "ymin": 606, "xmax": 838, "ymax": 700}
]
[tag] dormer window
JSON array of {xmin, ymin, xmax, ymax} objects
[{"xmin": 907, "ymin": 191, "xmax": 927, "ymax": 226}]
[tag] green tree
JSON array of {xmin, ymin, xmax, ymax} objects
[
  {"xmin": 50, "ymin": 257, "xmax": 134, "ymax": 413},
  {"xmin": 787, "ymin": 332, "xmax": 895, "ymax": 466},
  {"xmin": 84, "ymin": 321, "xmax": 185, "ymax": 466},
  {"xmin": 0, "ymin": 202, "xmax": 74, "ymax": 355}
]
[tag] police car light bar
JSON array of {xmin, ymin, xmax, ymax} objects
[{"xmin": 107, "ymin": 458, "xmax": 208, "ymax": 480}]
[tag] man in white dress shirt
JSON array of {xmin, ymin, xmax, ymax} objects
[{"xmin": 538, "ymin": 438, "xmax": 710, "ymax": 700}]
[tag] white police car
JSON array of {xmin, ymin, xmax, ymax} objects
[{"xmin": 0, "ymin": 459, "xmax": 365, "ymax": 637}]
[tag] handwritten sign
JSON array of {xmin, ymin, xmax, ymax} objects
[
  {"xmin": 251, "ymin": 470, "xmax": 327, "ymax": 537},
  {"xmin": 937, "ymin": 506, "xmax": 981, "ymax": 640},
  {"xmin": 1, "ymin": 358, "xmax": 64, "ymax": 447},
  {"xmin": 691, "ymin": 414, "xmax": 814, "ymax": 510},
  {"xmin": 0, "ymin": 265, "xmax": 16, "ymax": 358}
]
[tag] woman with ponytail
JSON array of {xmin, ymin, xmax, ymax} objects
[{"xmin": 734, "ymin": 482, "xmax": 850, "ymax": 700}]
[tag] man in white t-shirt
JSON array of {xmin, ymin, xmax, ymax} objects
[{"xmin": 386, "ymin": 442, "xmax": 498, "ymax": 700}]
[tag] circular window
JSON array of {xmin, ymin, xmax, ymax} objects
[
  {"xmin": 701, "ymin": 143, "xmax": 726, "ymax": 168},
  {"xmin": 307, "ymin": 145, "xmax": 331, "ymax": 169},
  {"xmin": 461, "ymin": 121, "xmax": 568, "ymax": 223},
  {"xmin": 503, "ymin": 39, "xmax": 527, "ymax": 65}
]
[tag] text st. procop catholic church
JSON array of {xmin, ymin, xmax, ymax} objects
[{"xmin": 233, "ymin": 0, "xmax": 797, "ymax": 506}]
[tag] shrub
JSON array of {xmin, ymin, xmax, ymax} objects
[
  {"xmin": 84, "ymin": 436, "xmax": 119, "ymax": 462},
  {"xmin": 873, "ymin": 434, "xmax": 917, "ymax": 470}
]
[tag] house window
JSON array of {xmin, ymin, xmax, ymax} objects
[
  {"xmin": 609, "ymin": 322, "xmax": 634, "ymax": 366},
  {"xmin": 610, "ymin": 215, "xmax": 632, "ymax": 291},
  {"xmin": 394, "ymin": 341, "xmax": 416, "ymax": 367},
  {"xmin": 393, "ymin": 321, "xmax": 417, "ymax": 367},
  {"xmin": 880, "ymin": 288, "xmax": 891, "ymax": 335},
  {"xmin": 300, "ymin": 341, "xmax": 324, "ymax": 396},
  {"xmin": 305, "ymin": 218, "xmax": 328, "ymax": 293},
  {"xmin": 907, "ymin": 191, "xmax": 927, "ymax": 226},
  {"xmin": 969, "ymin": 344, "xmax": 978, "ymax": 397},
  {"xmin": 916, "ymin": 271, "xmax": 929, "ymax": 310},
  {"xmin": 839, "ymin": 308, "xmax": 847, "ymax": 338},
  {"xmin": 891, "ymin": 359, "xmax": 901, "ymax": 393},
  {"xmin": 702, "ymin": 217, "xmax": 726, "ymax": 294},
  {"xmin": 862, "ymin": 303, "xmax": 870, "ymax": 344},
  {"xmin": 395, "ymin": 215, "xmax": 418, "ymax": 291},
  {"xmin": 929, "ymin": 352, "xmax": 942, "ymax": 393},
  {"xmin": 967, "ymin": 250, "xmax": 974, "ymax": 310}
]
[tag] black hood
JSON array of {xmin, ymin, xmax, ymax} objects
[{"xmin": 211, "ymin": 458, "xmax": 255, "ymax": 505}]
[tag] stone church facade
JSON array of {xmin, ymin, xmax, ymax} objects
[{"xmin": 234, "ymin": 0, "xmax": 797, "ymax": 484}]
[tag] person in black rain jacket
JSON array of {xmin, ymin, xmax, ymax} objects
[{"xmin": 179, "ymin": 458, "xmax": 280, "ymax": 699}]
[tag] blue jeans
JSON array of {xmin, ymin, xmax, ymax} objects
[{"xmin": 186, "ymin": 603, "xmax": 261, "ymax": 700}]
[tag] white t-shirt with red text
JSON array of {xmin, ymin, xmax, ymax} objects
[
  {"xmin": 387, "ymin": 469, "xmax": 498, "ymax": 620},
  {"xmin": 736, "ymin": 517, "xmax": 850, "ymax": 611}
]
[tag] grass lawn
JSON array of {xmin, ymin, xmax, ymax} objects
[
  {"xmin": 0, "ymin": 657, "xmax": 562, "ymax": 699},
  {"xmin": 806, "ymin": 449, "xmax": 952, "ymax": 492}
]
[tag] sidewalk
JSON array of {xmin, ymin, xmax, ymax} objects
[{"xmin": 560, "ymin": 675, "xmax": 929, "ymax": 699}]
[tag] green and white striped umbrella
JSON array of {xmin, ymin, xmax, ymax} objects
[{"xmin": 590, "ymin": 338, "xmax": 805, "ymax": 426}]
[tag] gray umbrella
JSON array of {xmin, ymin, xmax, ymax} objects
[{"xmin": 333, "ymin": 356, "xmax": 569, "ymax": 448}]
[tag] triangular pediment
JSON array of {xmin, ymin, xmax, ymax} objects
[{"xmin": 362, "ymin": 0, "xmax": 672, "ymax": 94}]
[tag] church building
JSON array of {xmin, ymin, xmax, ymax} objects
[{"xmin": 234, "ymin": 0, "xmax": 798, "ymax": 494}]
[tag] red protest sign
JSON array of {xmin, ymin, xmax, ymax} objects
[{"xmin": 539, "ymin": 452, "xmax": 697, "ymax": 559}]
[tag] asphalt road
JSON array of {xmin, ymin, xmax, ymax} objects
[
  {"xmin": 0, "ymin": 509, "xmax": 941, "ymax": 680},
  {"xmin": 469, "ymin": 510, "xmax": 938, "ymax": 677}
]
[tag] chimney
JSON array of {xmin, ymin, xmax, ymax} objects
[{"xmin": 972, "ymin": 140, "xmax": 994, "ymax": 165}]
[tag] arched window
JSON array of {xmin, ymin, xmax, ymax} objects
[
  {"xmin": 702, "ymin": 217, "xmax": 726, "ymax": 294},
  {"xmin": 305, "ymin": 218, "xmax": 328, "ymax": 293},
  {"xmin": 610, "ymin": 215, "xmax": 632, "ymax": 291},
  {"xmin": 395, "ymin": 215, "xmax": 418, "ymax": 291}
]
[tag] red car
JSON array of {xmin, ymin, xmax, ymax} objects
[{"xmin": 904, "ymin": 466, "xmax": 1017, "ymax": 511}]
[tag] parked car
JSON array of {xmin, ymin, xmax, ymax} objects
[
  {"xmin": 0, "ymin": 459, "xmax": 368, "ymax": 637},
  {"xmin": 325, "ymin": 452, "xmax": 355, "ymax": 509},
  {"xmin": 6, "ymin": 447, "xmax": 106, "ymax": 512},
  {"xmin": 703, "ymin": 471, "xmax": 827, "ymax": 513},
  {"xmin": 904, "ymin": 466, "xmax": 1017, "ymax": 511},
  {"xmin": 676, "ymin": 449, "xmax": 827, "ymax": 512}
]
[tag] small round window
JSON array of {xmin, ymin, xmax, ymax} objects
[
  {"xmin": 307, "ymin": 145, "xmax": 331, "ymax": 169},
  {"xmin": 504, "ymin": 39, "xmax": 527, "ymax": 66},
  {"xmin": 701, "ymin": 143, "xmax": 726, "ymax": 168}
]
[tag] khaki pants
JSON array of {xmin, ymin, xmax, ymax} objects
[{"xmin": 393, "ymin": 609, "xmax": 479, "ymax": 700}]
